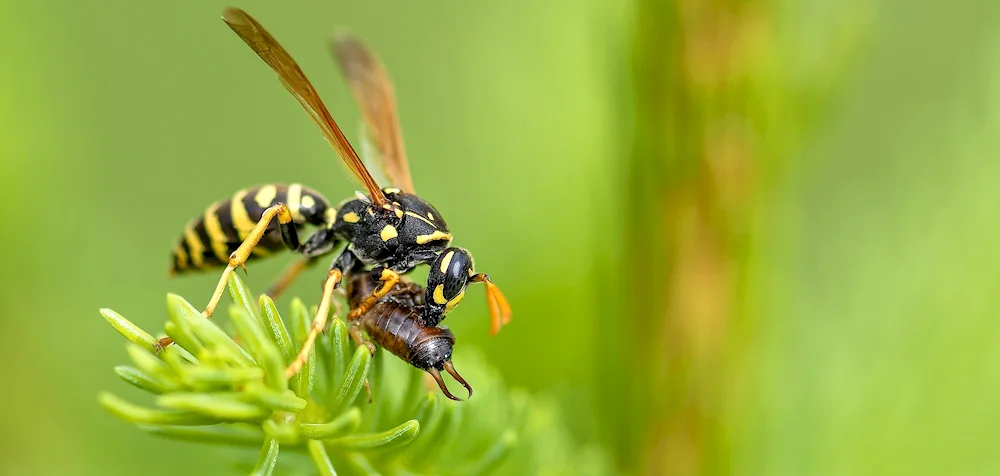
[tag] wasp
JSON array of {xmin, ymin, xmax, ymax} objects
[
  {"xmin": 346, "ymin": 271, "xmax": 472, "ymax": 401},
  {"xmin": 162, "ymin": 7, "xmax": 511, "ymax": 379}
]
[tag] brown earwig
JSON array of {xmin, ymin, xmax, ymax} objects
[{"xmin": 345, "ymin": 272, "xmax": 472, "ymax": 401}]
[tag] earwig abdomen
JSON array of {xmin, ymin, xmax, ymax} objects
[
  {"xmin": 347, "ymin": 275, "xmax": 454, "ymax": 370},
  {"xmin": 346, "ymin": 273, "xmax": 471, "ymax": 400}
]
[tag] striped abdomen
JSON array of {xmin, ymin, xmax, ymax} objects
[
  {"xmin": 171, "ymin": 183, "xmax": 333, "ymax": 274},
  {"xmin": 347, "ymin": 275, "xmax": 455, "ymax": 370}
]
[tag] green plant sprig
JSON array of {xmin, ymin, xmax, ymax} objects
[{"xmin": 99, "ymin": 274, "xmax": 525, "ymax": 475}]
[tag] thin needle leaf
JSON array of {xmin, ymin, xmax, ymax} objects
[
  {"xmin": 168, "ymin": 294, "xmax": 253, "ymax": 366},
  {"xmin": 324, "ymin": 420, "xmax": 420, "ymax": 452},
  {"xmin": 226, "ymin": 273, "xmax": 260, "ymax": 321},
  {"xmin": 260, "ymin": 295, "xmax": 293, "ymax": 361},
  {"xmin": 250, "ymin": 438, "xmax": 280, "ymax": 476},
  {"xmin": 101, "ymin": 308, "xmax": 158, "ymax": 353},
  {"xmin": 308, "ymin": 440, "xmax": 338, "ymax": 476},
  {"xmin": 114, "ymin": 366, "xmax": 168, "ymax": 394},
  {"xmin": 461, "ymin": 429, "xmax": 518, "ymax": 476},
  {"xmin": 140, "ymin": 424, "xmax": 265, "ymax": 446},
  {"xmin": 98, "ymin": 392, "xmax": 219, "ymax": 426},
  {"xmin": 342, "ymin": 454, "xmax": 381, "ymax": 476},
  {"xmin": 298, "ymin": 407, "xmax": 362, "ymax": 439},
  {"xmin": 262, "ymin": 419, "xmax": 300, "ymax": 445},
  {"xmin": 289, "ymin": 298, "xmax": 310, "ymax": 346},
  {"xmin": 290, "ymin": 298, "xmax": 315, "ymax": 396},
  {"xmin": 229, "ymin": 306, "xmax": 286, "ymax": 391},
  {"xmin": 332, "ymin": 346, "xmax": 372, "ymax": 411},
  {"xmin": 126, "ymin": 345, "xmax": 181, "ymax": 390},
  {"xmin": 405, "ymin": 401, "xmax": 454, "ymax": 469},
  {"xmin": 243, "ymin": 384, "xmax": 308, "ymax": 412},
  {"xmin": 163, "ymin": 321, "xmax": 204, "ymax": 356},
  {"xmin": 184, "ymin": 366, "xmax": 266, "ymax": 389},
  {"xmin": 157, "ymin": 393, "xmax": 271, "ymax": 421},
  {"xmin": 321, "ymin": 318, "xmax": 351, "ymax": 406}
]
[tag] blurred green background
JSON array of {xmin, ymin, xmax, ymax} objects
[{"xmin": 3, "ymin": 0, "xmax": 1000, "ymax": 474}]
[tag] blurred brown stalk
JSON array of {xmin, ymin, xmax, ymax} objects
[{"xmin": 623, "ymin": 0, "xmax": 764, "ymax": 474}]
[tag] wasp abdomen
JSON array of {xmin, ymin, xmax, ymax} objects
[{"xmin": 170, "ymin": 183, "xmax": 332, "ymax": 274}]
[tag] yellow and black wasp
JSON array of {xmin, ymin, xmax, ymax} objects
[{"xmin": 163, "ymin": 7, "xmax": 512, "ymax": 379}]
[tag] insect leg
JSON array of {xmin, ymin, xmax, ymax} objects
[
  {"xmin": 348, "ymin": 324, "xmax": 377, "ymax": 355},
  {"xmin": 285, "ymin": 267, "xmax": 342, "ymax": 378},
  {"xmin": 284, "ymin": 247, "xmax": 360, "ymax": 378},
  {"xmin": 346, "ymin": 266, "xmax": 401, "ymax": 321},
  {"xmin": 158, "ymin": 203, "xmax": 299, "ymax": 349},
  {"xmin": 204, "ymin": 203, "xmax": 299, "ymax": 316}
]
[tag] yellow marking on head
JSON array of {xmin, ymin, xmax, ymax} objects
[
  {"xmin": 254, "ymin": 185, "xmax": 278, "ymax": 208},
  {"xmin": 184, "ymin": 226, "xmax": 205, "ymax": 268},
  {"xmin": 380, "ymin": 225, "xmax": 398, "ymax": 242},
  {"xmin": 445, "ymin": 290, "xmax": 466, "ymax": 313},
  {"xmin": 405, "ymin": 210, "xmax": 434, "ymax": 226},
  {"xmin": 384, "ymin": 188, "xmax": 401, "ymax": 194},
  {"xmin": 394, "ymin": 207, "xmax": 403, "ymax": 219},
  {"xmin": 301, "ymin": 195, "xmax": 316, "ymax": 210},
  {"xmin": 367, "ymin": 207, "xmax": 375, "ymax": 216},
  {"xmin": 416, "ymin": 230, "xmax": 452, "ymax": 245},
  {"xmin": 286, "ymin": 184, "xmax": 303, "ymax": 221},
  {"xmin": 433, "ymin": 284, "xmax": 447, "ymax": 305},
  {"xmin": 173, "ymin": 243, "xmax": 189, "ymax": 270},
  {"xmin": 468, "ymin": 268, "xmax": 474, "ymax": 276},
  {"xmin": 428, "ymin": 212, "xmax": 435, "ymax": 221},
  {"xmin": 343, "ymin": 212, "xmax": 360, "ymax": 223},
  {"xmin": 325, "ymin": 208, "xmax": 338, "ymax": 225},
  {"xmin": 439, "ymin": 250, "xmax": 455, "ymax": 274},
  {"xmin": 203, "ymin": 204, "xmax": 230, "ymax": 261},
  {"xmin": 231, "ymin": 190, "xmax": 253, "ymax": 239}
]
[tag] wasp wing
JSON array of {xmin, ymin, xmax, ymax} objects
[
  {"xmin": 330, "ymin": 33, "xmax": 415, "ymax": 194},
  {"xmin": 222, "ymin": 7, "xmax": 388, "ymax": 207},
  {"xmin": 358, "ymin": 120, "xmax": 393, "ymax": 188}
]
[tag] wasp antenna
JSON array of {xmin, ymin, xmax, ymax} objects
[
  {"xmin": 443, "ymin": 360, "xmax": 472, "ymax": 399},
  {"xmin": 427, "ymin": 368, "xmax": 461, "ymax": 401},
  {"xmin": 472, "ymin": 274, "xmax": 512, "ymax": 335}
]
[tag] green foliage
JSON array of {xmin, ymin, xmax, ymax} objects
[{"xmin": 99, "ymin": 274, "xmax": 611, "ymax": 475}]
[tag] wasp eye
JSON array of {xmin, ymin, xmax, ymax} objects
[{"xmin": 437, "ymin": 248, "xmax": 473, "ymax": 299}]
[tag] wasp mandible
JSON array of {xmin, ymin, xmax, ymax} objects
[{"xmin": 162, "ymin": 7, "xmax": 512, "ymax": 379}]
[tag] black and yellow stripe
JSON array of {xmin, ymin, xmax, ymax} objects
[{"xmin": 171, "ymin": 183, "xmax": 332, "ymax": 274}]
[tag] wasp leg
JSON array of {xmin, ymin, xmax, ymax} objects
[
  {"xmin": 264, "ymin": 257, "xmax": 319, "ymax": 300},
  {"xmin": 158, "ymin": 203, "xmax": 299, "ymax": 349},
  {"xmin": 284, "ymin": 248, "xmax": 361, "ymax": 378},
  {"xmin": 204, "ymin": 203, "xmax": 298, "ymax": 317},
  {"xmin": 348, "ymin": 323, "xmax": 376, "ymax": 403},
  {"xmin": 285, "ymin": 268, "xmax": 342, "ymax": 378},
  {"xmin": 346, "ymin": 267, "xmax": 401, "ymax": 321}
]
